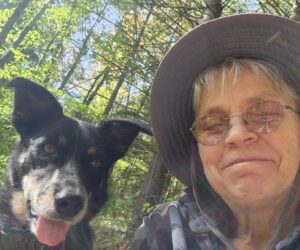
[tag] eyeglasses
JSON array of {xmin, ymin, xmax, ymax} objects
[{"xmin": 190, "ymin": 100, "xmax": 299, "ymax": 146}]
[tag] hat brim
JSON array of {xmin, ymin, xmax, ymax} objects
[{"xmin": 150, "ymin": 13, "xmax": 300, "ymax": 186}]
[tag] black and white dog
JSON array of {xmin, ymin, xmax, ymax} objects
[{"xmin": 0, "ymin": 78, "xmax": 151, "ymax": 249}]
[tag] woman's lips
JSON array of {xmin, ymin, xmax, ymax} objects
[{"xmin": 223, "ymin": 158, "xmax": 273, "ymax": 169}]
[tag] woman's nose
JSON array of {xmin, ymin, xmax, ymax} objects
[{"xmin": 224, "ymin": 116, "xmax": 258, "ymax": 145}]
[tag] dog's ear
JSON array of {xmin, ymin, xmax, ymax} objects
[
  {"xmin": 7, "ymin": 77, "xmax": 63, "ymax": 138},
  {"xmin": 97, "ymin": 118, "xmax": 152, "ymax": 160}
]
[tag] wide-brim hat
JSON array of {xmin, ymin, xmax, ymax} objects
[{"xmin": 150, "ymin": 13, "xmax": 300, "ymax": 186}]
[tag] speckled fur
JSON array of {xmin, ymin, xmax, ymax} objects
[{"xmin": 0, "ymin": 78, "xmax": 151, "ymax": 249}]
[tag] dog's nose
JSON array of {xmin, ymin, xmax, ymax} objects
[{"xmin": 55, "ymin": 195, "xmax": 84, "ymax": 218}]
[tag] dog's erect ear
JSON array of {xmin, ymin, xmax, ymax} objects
[
  {"xmin": 7, "ymin": 77, "xmax": 63, "ymax": 138},
  {"xmin": 97, "ymin": 118, "xmax": 152, "ymax": 159}
]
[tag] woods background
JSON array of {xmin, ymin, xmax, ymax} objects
[{"xmin": 0, "ymin": 0, "xmax": 299, "ymax": 249}]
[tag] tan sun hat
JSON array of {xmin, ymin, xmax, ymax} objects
[{"xmin": 150, "ymin": 13, "xmax": 300, "ymax": 186}]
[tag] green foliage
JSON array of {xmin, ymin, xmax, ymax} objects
[
  {"xmin": 0, "ymin": 0, "xmax": 296, "ymax": 248},
  {"xmin": 0, "ymin": 87, "xmax": 16, "ymax": 186}
]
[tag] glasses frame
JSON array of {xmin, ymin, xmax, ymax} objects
[{"xmin": 190, "ymin": 100, "xmax": 300, "ymax": 146}]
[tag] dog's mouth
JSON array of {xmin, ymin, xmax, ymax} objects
[{"xmin": 27, "ymin": 200, "xmax": 71, "ymax": 247}]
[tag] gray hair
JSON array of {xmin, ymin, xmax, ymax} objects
[{"xmin": 193, "ymin": 58, "xmax": 299, "ymax": 115}]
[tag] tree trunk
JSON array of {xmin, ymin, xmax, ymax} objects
[
  {"xmin": 0, "ymin": 0, "xmax": 54, "ymax": 67},
  {"xmin": 43, "ymin": 42, "xmax": 64, "ymax": 84},
  {"xmin": 103, "ymin": 6, "xmax": 154, "ymax": 115},
  {"xmin": 38, "ymin": 0, "xmax": 77, "ymax": 67},
  {"xmin": 0, "ymin": 0, "xmax": 54, "ymax": 68},
  {"xmin": 58, "ymin": 12, "xmax": 105, "ymax": 90},
  {"xmin": 58, "ymin": 29, "xmax": 92, "ymax": 90},
  {"xmin": 136, "ymin": 86, "xmax": 150, "ymax": 114},
  {"xmin": 126, "ymin": 152, "xmax": 168, "ymax": 243},
  {"xmin": 83, "ymin": 69, "xmax": 110, "ymax": 105},
  {"xmin": 291, "ymin": 0, "xmax": 300, "ymax": 21},
  {"xmin": 202, "ymin": 0, "xmax": 222, "ymax": 23},
  {"xmin": 82, "ymin": 14, "xmax": 125, "ymax": 106},
  {"xmin": 0, "ymin": 0, "xmax": 31, "ymax": 49}
]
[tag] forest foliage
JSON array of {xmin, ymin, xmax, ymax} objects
[{"xmin": 0, "ymin": 0, "xmax": 298, "ymax": 249}]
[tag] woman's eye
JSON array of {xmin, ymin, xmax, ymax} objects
[
  {"xmin": 200, "ymin": 116, "xmax": 226, "ymax": 134},
  {"xmin": 205, "ymin": 123, "xmax": 226, "ymax": 133},
  {"xmin": 43, "ymin": 144, "xmax": 56, "ymax": 154},
  {"xmin": 251, "ymin": 112, "xmax": 280, "ymax": 123},
  {"xmin": 91, "ymin": 160, "xmax": 101, "ymax": 168}
]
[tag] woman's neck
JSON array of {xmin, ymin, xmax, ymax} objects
[{"xmin": 229, "ymin": 194, "xmax": 300, "ymax": 249}]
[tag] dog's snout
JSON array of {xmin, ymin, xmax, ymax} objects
[{"xmin": 55, "ymin": 195, "xmax": 84, "ymax": 218}]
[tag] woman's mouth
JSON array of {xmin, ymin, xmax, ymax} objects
[{"xmin": 223, "ymin": 158, "xmax": 273, "ymax": 169}]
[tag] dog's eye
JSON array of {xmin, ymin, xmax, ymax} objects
[
  {"xmin": 43, "ymin": 144, "xmax": 56, "ymax": 154},
  {"xmin": 91, "ymin": 160, "xmax": 101, "ymax": 168}
]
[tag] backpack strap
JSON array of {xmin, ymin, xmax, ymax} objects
[{"xmin": 168, "ymin": 204, "xmax": 187, "ymax": 250}]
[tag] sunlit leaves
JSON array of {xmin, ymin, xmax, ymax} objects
[{"xmin": 0, "ymin": 0, "xmax": 297, "ymax": 248}]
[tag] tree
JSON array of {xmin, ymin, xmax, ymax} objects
[
  {"xmin": 83, "ymin": 68, "xmax": 110, "ymax": 105},
  {"xmin": 59, "ymin": 3, "xmax": 109, "ymax": 90},
  {"xmin": 126, "ymin": 152, "xmax": 169, "ymax": 241},
  {"xmin": 0, "ymin": 0, "xmax": 54, "ymax": 68},
  {"xmin": 291, "ymin": 0, "xmax": 300, "ymax": 21},
  {"xmin": 0, "ymin": 0, "xmax": 31, "ymax": 49},
  {"xmin": 103, "ymin": 5, "xmax": 154, "ymax": 115},
  {"xmin": 1, "ymin": 0, "xmax": 297, "ymax": 248}
]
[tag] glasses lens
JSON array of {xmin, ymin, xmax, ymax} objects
[
  {"xmin": 244, "ymin": 100, "xmax": 283, "ymax": 133},
  {"xmin": 194, "ymin": 114, "xmax": 228, "ymax": 145}
]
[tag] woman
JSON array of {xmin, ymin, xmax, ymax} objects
[{"xmin": 133, "ymin": 14, "xmax": 300, "ymax": 250}]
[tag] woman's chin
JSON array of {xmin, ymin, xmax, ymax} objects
[
  {"xmin": 225, "ymin": 178, "xmax": 288, "ymax": 210},
  {"xmin": 211, "ymin": 173, "xmax": 274, "ymax": 208}
]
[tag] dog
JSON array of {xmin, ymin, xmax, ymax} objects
[{"xmin": 0, "ymin": 77, "xmax": 152, "ymax": 249}]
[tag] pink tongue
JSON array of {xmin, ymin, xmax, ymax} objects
[{"xmin": 36, "ymin": 216, "xmax": 70, "ymax": 246}]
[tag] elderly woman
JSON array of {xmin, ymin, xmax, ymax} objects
[{"xmin": 133, "ymin": 14, "xmax": 300, "ymax": 250}]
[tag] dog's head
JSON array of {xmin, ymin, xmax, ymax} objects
[{"xmin": 6, "ymin": 77, "xmax": 152, "ymax": 246}]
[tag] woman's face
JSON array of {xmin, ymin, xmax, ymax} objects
[{"xmin": 197, "ymin": 69, "xmax": 300, "ymax": 209}]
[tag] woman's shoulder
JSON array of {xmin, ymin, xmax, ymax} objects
[
  {"xmin": 131, "ymin": 190, "xmax": 212, "ymax": 250},
  {"xmin": 131, "ymin": 201, "xmax": 178, "ymax": 250}
]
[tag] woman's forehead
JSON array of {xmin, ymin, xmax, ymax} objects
[{"xmin": 198, "ymin": 70, "xmax": 290, "ymax": 114}]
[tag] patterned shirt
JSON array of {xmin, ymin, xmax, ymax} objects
[{"xmin": 132, "ymin": 189, "xmax": 300, "ymax": 250}]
